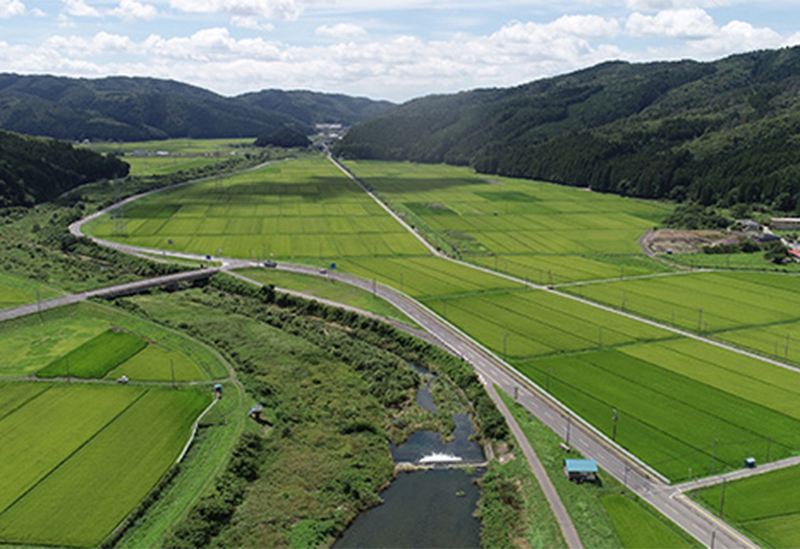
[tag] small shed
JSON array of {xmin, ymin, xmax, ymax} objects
[
  {"xmin": 214, "ymin": 384, "xmax": 223, "ymax": 398},
  {"xmin": 564, "ymin": 459, "xmax": 598, "ymax": 484},
  {"xmin": 248, "ymin": 404, "xmax": 263, "ymax": 420}
]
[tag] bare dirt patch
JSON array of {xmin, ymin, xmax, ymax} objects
[{"xmin": 642, "ymin": 229, "xmax": 727, "ymax": 254}]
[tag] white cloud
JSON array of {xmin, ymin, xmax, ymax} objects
[
  {"xmin": 62, "ymin": 0, "xmax": 100, "ymax": 17},
  {"xmin": 0, "ymin": 0, "xmax": 25, "ymax": 19},
  {"xmin": 169, "ymin": 0, "xmax": 304, "ymax": 20},
  {"xmin": 316, "ymin": 23, "xmax": 367, "ymax": 39},
  {"xmin": 627, "ymin": 8, "xmax": 716, "ymax": 39},
  {"xmin": 109, "ymin": 0, "xmax": 157, "ymax": 21},
  {"xmin": 626, "ymin": 0, "xmax": 740, "ymax": 10},
  {"xmin": 231, "ymin": 15, "xmax": 274, "ymax": 31}
]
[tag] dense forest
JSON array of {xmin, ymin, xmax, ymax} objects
[
  {"xmin": 0, "ymin": 130, "xmax": 128, "ymax": 207},
  {"xmin": 0, "ymin": 74, "xmax": 393, "ymax": 141},
  {"xmin": 335, "ymin": 46, "xmax": 800, "ymax": 211}
]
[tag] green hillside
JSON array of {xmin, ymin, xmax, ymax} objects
[
  {"xmin": 0, "ymin": 130, "xmax": 128, "ymax": 206},
  {"xmin": 335, "ymin": 46, "xmax": 800, "ymax": 210},
  {"xmin": 0, "ymin": 75, "xmax": 393, "ymax": 141}
]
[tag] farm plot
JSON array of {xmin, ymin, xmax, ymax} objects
[
  {"xmin": 87, "ymin": 157, "xmax": 428, "ymax": 261},
  {"xmin": 423, "ymin": 290, "xmax": 670, "ymax": 359},
  {"xmin": 0, "ymin": 302, "xmax": 224, "ymax": 381},
  {"xmin": 37, "ymin": 329, "xmax": 147, "ymax": 378},
  {"xmin": 718, "ymin": 321, "xmax": 800, "ymax": 364},
  {"xmin": 0, "ymin": 385, "xmax": 210, "ymax": 547},
  {"xmin": 344, "ymin": 160, "xmax": 671, "ymax": 280},
  {"xmin": 601, "ymin": 495, "xmax": 695, "ymax": 549},
  {"xmin": 338, "ymin": 256, "xmax": 523, "ymax": 300},
  {"xmin": 516, "ymin": 339, "xmax": 800, "ymax": 480},
  {"xmin": 0, "ymin": 272, "xmax": 60, "ymax": 310},
  {"xmin": 471, "ymin": 254, "xmax": 672, "ymax": 285},
  {"xmin": 693, "ymin": 465, "xmax": 800, "ymax": 548},
  {"xmin": 564, "ymin": 271, "xmax": 800, "ymax": 333}
]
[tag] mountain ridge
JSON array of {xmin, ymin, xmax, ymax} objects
[{"xmin": 335, "ymin": 46, "xmax": 800, "ymax": 210}]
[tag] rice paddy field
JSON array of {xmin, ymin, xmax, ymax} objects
[
  {"xmin": 693, "ymin": 465, "xmax": 800, "ymax": 548},
  {"xmin": 0, "ymin": 302, "xmax": 225, "ymax": 381},
  {"xmin": 86, "ymin": 157, "xmax": 429, "ymax": 261},
  {"xmin": 83, "ymin": 154, "xmax": 800, "ymax": 486},
  {"xmin": 0, "ymin": 272, "xmax": 61, "ymax": 310},
  {"xmin": 0, "ymin": 383, "xmax": 210, "ymax": 547},
  {"xmin": 0, "ymin": 298, "xmax": 226, "ymax": 547},
  {"xmin": 343, "ymin": 161, "xmax": 675, "ymax": 283}
]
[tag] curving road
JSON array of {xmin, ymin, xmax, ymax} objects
[{"xmin": 58, "ymin": 155, "xmax": 771, "ymax": 548}]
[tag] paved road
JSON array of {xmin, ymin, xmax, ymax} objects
[
  {"xmin": 272, "ymin": 262, "xmax": 755, "ymax": 549},
  {"xmin": 0, "ymin": 268, "xmax": 220, "ymax": 324},
  {"xmin": 58, "ymin": 155, "xmax": 768, "ymax": 547},
  {"xmin": 232, "ymin": 268, "xmax": 583, "ymax": 549}
]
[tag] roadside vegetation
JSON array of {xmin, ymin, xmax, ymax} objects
[
  {"xmin": 100, "ymin": 274, "xmax": 514, "ymax": 547},
  {"xmin": 499, "ymin": 391, "xmax": 699, "ymax": 549}
]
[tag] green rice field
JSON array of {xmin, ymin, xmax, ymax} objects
[
  {"xmin": 82, "ymin": 155, "xmax": 800, "ymax": 486},
  {"xmin": 344, "ymin": 161, "xmax": 673, "ymax": 283},
  {"xmin": 0, "ymin": 272, "xmax": 60, "ymax": 310},
  {"xmin": 0, "ymin": 302, "xmax": 222, "ymax": 381},
  {"xmin": 693, "ymin": 465, "xmax": 800, "ymax": 548},
  {"xmin": 37, "ymin": 329, "xmax": 148, "ymax": 378},
  {"xmin": 0, "ymin": 383, "xmax": 210, "ymax": 547},
  {"xmin": 601, "ymin": 494, "xmax": 694, "ymax": 548},
  {"xmin": 563, "ymin": 272, "xmax": 800, "ymax": 334},
  {"xmin": 517, "ymin": 338, "xmax": 800, "ymax": 480},
  {"xmin": 86, "ymin": 157, "xmax": 429, "ymax": 261}
]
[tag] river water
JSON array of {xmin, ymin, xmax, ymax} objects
[{"xmin": 334, "ymin": 365, "xmax": 484, "ymax": 549}]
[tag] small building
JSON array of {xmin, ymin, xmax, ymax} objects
[
  {"xmin": 771, "ymin": 218, "xmax": 800, "ymax": 231},
  {"xmin": 734, "ymin": 219, "xmax": 760, "ymax": 232},
  {"xmin": 248, "ymin": 404, "xmax": 263, "ymax": 419},
  {"xmin": 754, "ymin": 233, "xmax": 781, "ymax": 244},
  {"xmin": 564, "ymin": 459, "xmax": 598, "ymax": 484}
]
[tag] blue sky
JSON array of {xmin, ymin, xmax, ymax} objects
[{"xmin": 1, "ymin": 0, "xmax": 799, "ymax": 102}]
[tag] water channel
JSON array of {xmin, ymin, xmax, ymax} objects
[{"xmin": 335, "ymin": 365, "xmax": 485, "ymax": 548}]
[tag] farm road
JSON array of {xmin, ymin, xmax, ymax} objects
[{"xmin": 55, "ymin": 154, "xmax": 775, "ymax": 547}]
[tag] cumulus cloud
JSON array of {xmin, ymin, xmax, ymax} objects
[
  {"xmin": 231, "ymin": 15, "xmax": 274, "ymax": 31},
  {"xmin": 109, "ymin": 0, "xmax": 157, "ymax": 21},
  {"xmin": 61, "ymin": 0, "xmax": 100, "ymax": 17},
  {"xmin": 169, "ymin": 0, "xmax": 304, "ymax": 20},
  {"xmin": 626, "ymin": 0, "xmax": 739, "ymax": 10},
  {"xmin": 316, "ymin": 23, "xmax": 367, "ymax": 39},
  {"xmin": 0, "ymin": 0, "xmax": 25, "ymax": 19},
  {"xmin": 627, "ymin": 8, "xmax": 716, "ymax": 39}
]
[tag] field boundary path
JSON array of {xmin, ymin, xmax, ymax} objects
[{"xmin": 59, "ymin": 155, "xmax": 773, "ymax": 548}]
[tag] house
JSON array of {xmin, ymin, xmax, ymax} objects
[
  {"xmin": 771, "ymin": 218, "xmax": 800, "ymax": 231},
  {"xmin": 735, "ymin": 219, "xmax": 760, "ymax": 232},
  {"xmin": 564, "ymin": 459, "xmax": 598, "ymax": 483}
]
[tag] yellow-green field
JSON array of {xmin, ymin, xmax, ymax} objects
[
  {"xmin": 86, "ymin": 158, "xmax": 428, "ymax": 260},
  {"xmin": 83, "ymin": 155, "xmax": 800, "ymax": 484}
]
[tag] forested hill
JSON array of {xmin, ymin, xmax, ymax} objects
[
  {"xmin": 0, "ymin": 74, "xmax": 394, "ymax": 141},
  {"xmin": 237, "ymin": 89, "xmax": 394, "ymax": 126},
  {"xmin": 335, "ymin": 46, "xmax": 800, "ymax": 211},
  {"xmin": 0, "ymin": 130, "xmax": 128, "ymax": 207}
]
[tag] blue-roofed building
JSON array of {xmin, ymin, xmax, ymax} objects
[{"xmin": 564, "ymin": 459, "xmax": 598, "ymax": 483}]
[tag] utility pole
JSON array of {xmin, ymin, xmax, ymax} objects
[
  {"xmin": 719, "ymin": 478, "xmax": 727, "ymax": 517},
  {"xmin": 698, "ymin": 307, "xmax": 703, "ymax": 333},
  {"xmin": 623, "ymin": 463, "xmax": 629, "ymax": 494},
  {"xmin": 711, "ymin": 439, "xmax": 718, "ymax": 474},
  {"xmin": 766, "ymin": 436, "xmax": 772, "ymax": 462},
  {"xmin": 546, "ymin": 367, "xmax": 552, "ymax": 392},
  {"xmin": 566, "ymin": 415, "xmax": 572, "ymax": 446},
  {"xmin": 598, "ymin": 325, "xmax": 603, "ymax": 348},
  {"xmin": 443, "ymin": 299, "xmax": 447, "ymax": 318},
  {"xmin": 503, "ymin": 332, "xmax": 508, "ymax": 361},
  {"xmin": 171, "ymin": 358, "xmax": 176, "ymax": 389},
  {"xmin": 612, "ymin": 408, "xmax": 619, "ymax": 441},
  {"xmin": 66, "ymin": 356, "xmax": 70, "ymax": 383}
]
